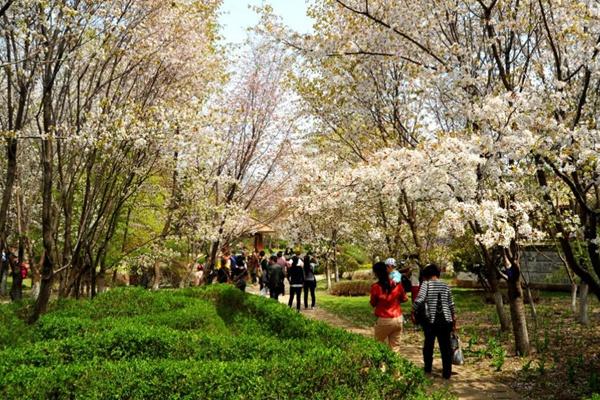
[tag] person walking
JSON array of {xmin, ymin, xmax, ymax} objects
[
  {"xmin": 258, "ymin": 251, "xmax": 269, "ymax": 295},
  {"xmin": 370, "ymin": 261, "xmax": 408, "ymax": 353},
  {"xmin": 248, "ymin": 250, "xmax": 259, "ymax": 285},
  {"xmin": 412, "ymin": 263, "xmax": 456, "ymax": 379},
  {"xmin": 193, "ymin": 262, "xmax": 204, "ymax": 286},
  {"xmin": 268, "ymin": 255, "xmax": 285, "ymax": 301},
  {"xmin": 232, "ymin": 255, "xmax": 248, "ymax": 292},
  {"xmin": 276, "ymin": 251, "xmax": 289, "ymax": 274},
  {"xmin": 217, "ymin": 251, "xmax": 232, "ymax": 284},
  {"xmin": 287, "ymin": 254, "xmax": 304, "ymax": 311},
  {"xmin": 406, "ymin": 256, "xmax": 421, "ymax": 301},
  {"xmin": 303, "ymin": 253, "xmax": 317, "ymax": 309}
]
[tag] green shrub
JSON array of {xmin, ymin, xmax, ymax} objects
[
  {"xmin": 338, "ymin": 253, "xmax": 361, "ymax": 273},
  {"xmin": 35, "ymin": 315, "xmax": 95, "ymax": 340},
  {"xmin": 0, "ymin": 303, "xmax": 30, "ymax": 350},
  {"xmin": 1, "ymin": 355, "xmax": 424, "ymax": 400},
  {"xmin": 0, "ymin": 285, "xmax": 445, "ymax": 400},
  {"xmin": 347, "ymin": 269, "xmax": 374, "ymax": 280},
  {"xmin": 331, "ymin": 280, "xmax": 373, "ymax": 296}
]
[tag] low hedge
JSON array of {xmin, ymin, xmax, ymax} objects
[
  {"xmin": 0, "ymin": 285, "xmax": 446, "ymax": 399},
  {"xmin": 346, "ymin": 269, "xmax": 375, "ymax": 281},
  {"xmin": 331, "ymin": 280, "xmax": 373, "ymax": 296}
]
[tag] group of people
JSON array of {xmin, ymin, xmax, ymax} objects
[
  {"xmin": 216, "ymin": 250, "xmax": 252, "ymax": 290},
  {"xmin": 216, "ymin": 248, "xmax": 456, "ymax": 378},
  {"xmin": 217, "ymin": 248, "xmax": 318, "ymax": 311},
  {"xmin": 370, "ymin": 258, "xmax": 457, "ymax": 380}
]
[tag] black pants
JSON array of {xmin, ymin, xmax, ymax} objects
[
  {"xmin": 270, "ymin": 287, "xmax": 280, "ymax": 301},
  {"xmin": 303, "ymin": 280, "xmax": 316, "ymax": 308},
  {"xmin": 288, "ymin": 286, "xmax": 302, "ymax": 310},
  {"xmin": 423, "ymin": 321, "xmax": 453, "ymax": 379}
]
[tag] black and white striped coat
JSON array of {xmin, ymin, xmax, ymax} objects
[{"xmin": 412, "ymin": 280, "xmax": 455, "ymax": 324}]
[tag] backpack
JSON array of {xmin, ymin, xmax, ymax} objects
[{"xmin": 401, "ymin": 274, "xmax": 412, "ymax": 293}]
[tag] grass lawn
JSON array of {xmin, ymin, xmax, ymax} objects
[
  {"xmin": 317, "ymin": 290, "xmax": 376, "ymax": 327},
  {"xmin": 316, "ymin": 286, "xmax": 490, "ymax": 328}
]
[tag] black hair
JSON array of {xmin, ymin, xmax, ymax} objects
[
  {"xmin": 259, "ymin": 250, "xmax": 265, "ymax": 257},
  {"xmin": 422, "ymin": 263, "xmax": 441, "ymax": 279},
  {"xmin": 276, "ymin": 251, "xmax": 283, "ymax": 258},
  {"xmin": 372, "ymin": 261, "xmax": 391, "ymax": 294},
  {"xmin": 303, "ymin": 254, "xmax": 311, "ymax": 265},
  {"xmin": 270, "ymin": 255, "xmax": 278, "ymax": 262},
  {"xmin": 303, "ymin": 255, "xmax": 313, "ymax": 274}
]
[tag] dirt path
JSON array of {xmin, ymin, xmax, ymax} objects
[{"xmin": 248, "ymin": 285, "xmax": 519, "ymax": 400}]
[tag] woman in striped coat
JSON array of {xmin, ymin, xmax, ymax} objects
[{"xmin": 412, "ymin": 263, "xmax": 456, "ymax": 379}]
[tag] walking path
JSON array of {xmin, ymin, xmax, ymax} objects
[{"xmin": 247, "ymin": 284, "xmax": 519, "ymax": 400}]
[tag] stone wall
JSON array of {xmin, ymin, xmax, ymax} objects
[
  {"xmin": 455, "ymin": 245, "xmax": 571, "ymax": 290},
  {"xmin": 521, "ymin": 246, "xmax": 570, "ymax": 285}
]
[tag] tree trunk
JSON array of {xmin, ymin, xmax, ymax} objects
[
  {"xmin": 0, "ymin": 138, "xmax": 18, "ymax": 297},
  {"xmin": 30, "ymin": 130, "xmax": 58, "ymax": 322},
  {"xmin": 325, "ymin": 261, "xmax": 332, "ymax": 291},
  {"xmin": 493, "ymin": 291, "xmax": 510, "ymax": 330},
  {"xmin": 10, "ymin": 190, "xmax": 26, "ymax": 301},
  {"xmin": 90, "ymin": 263, "xmax": 97, "ymax": 298},
  {"xmin": 485, "ymin": 252, "xmax": 510, "ymax": 332},
  {"xmin": 152, "ymin": 260, "xmax": 161, "ymax": 290},
  {"xmin": 30, "ymin": 251, "xmax": 54, "ymax": 324},
  {"xmin": 151, "ymin": 149, "xmax": 179, "ymax": 291},
  {"xmin": 9, "ymin": 260, "xmax": 22, "ymax": 301},
  {"xmin": 506, "ymin": 264, "xmax": 530, "ymax": 356},
  {"xmin": 579, "ymin": 282, "xmax": 589, "ymax": 326},
  {"xmin": 205, "ymin": 239, "xmax": 221, "ymax": 284},
  {"xmin": 522, "ymin": 275, "xmax": 538, "ymax": 329},
  {"xmin": 30, "ymin": 251, "xmax": 42, "ymax": 300},
  {"xmin": 570, "ymin": 283, "xmax": 578, "ymax": 314},
  {"xmin": 97, "ymin": 260, "xmax": 106, "ymax": 294},
  {"xmin": 331, "ymin": 232, "xmax": 339, "ymax": 283},
  {"xmin": 333, "ymin": 253, "xmax": 339, "ymax": 284},
  {"xmin": 0, "ymin": 261, "xmax": 8, "ymax": 296}
]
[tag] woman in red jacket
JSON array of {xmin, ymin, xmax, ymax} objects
[{"xmin": 370, "ymin": 261, "xmax": 408, "ymax": 353}]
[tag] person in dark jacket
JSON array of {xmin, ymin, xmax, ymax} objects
[
  {"xmin": 268, "ymin": 255, "xmax": 284, "ymax": 300},
  {"xmin": 303, "ymin": 254, "xmax": 317, "ymax": 309},
  {"xmin": 287, "ymin": 254, "xmax": 304, "ymax": 311},
  {"xmin": 232, "ymin": 255, "xmax": 248, "ymax": 292},
  {"xmin": 412, "ymin": 263, "xmax": 456, "ymax": 379}
]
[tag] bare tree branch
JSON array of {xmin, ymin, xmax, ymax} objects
[{"xmin": 333, "ymin": 0, "xmax": 446, "ymax": 66}]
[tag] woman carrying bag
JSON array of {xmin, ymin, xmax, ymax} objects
[
  {"xmin": 412, "ymin": 263, "xmax": 457, "ymax": 379},
  {"xmin": 370, "ymin": 261, "xmax": 409, "ymax": 353}
]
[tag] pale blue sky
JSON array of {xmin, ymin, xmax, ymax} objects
[{"xmin": 219, "ymin": 0, "xmax": 313, "ymax": 44}]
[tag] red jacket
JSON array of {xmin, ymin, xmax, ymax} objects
[{"xmin": 370, "ymin": 281, "xmax": 408, "ymax": 318}]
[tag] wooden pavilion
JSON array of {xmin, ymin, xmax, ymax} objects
[{"xmin": 250, "ymin": 223, "xmax": 276, "ymax": 252}]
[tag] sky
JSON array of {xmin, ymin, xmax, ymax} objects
[{"xmin": 219, "ymin": 0, "xmax": 313, "ymax": 44}]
